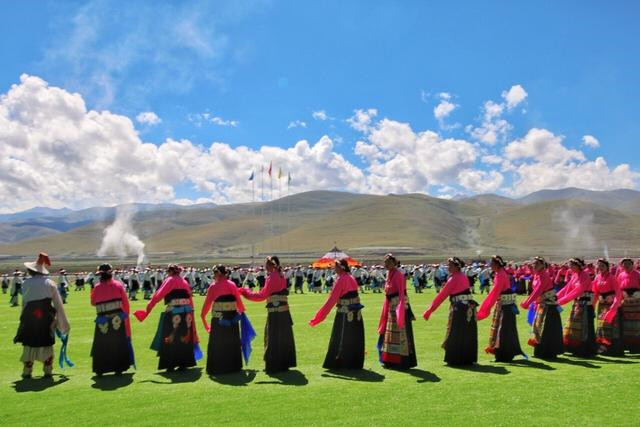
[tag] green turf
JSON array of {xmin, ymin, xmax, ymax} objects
[{"xmin": 0, "ymin": 287, "xmax": 637, "ymax": 426}]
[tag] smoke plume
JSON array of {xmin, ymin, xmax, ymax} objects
[{"xmin": 97, "ymin": 205, "xmax": 146, "ymax": 266}]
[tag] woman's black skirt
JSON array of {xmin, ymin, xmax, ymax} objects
[
  {"xmin": 207, "ymin": 311, "xmax": 242, "ymax": 375},
  {"xmin": 14, "ymin": 298, "xmax": 55, "ymax": 347},
  {"xmin": 91, "ymin": 313, "xmax": 132, "ymax": 375},
  {"xmin": 531, "ymin": 304, "xmax": 565, "ymax": 359},
  {"xmin": 323, "ymin": 308, "xmax": 365, "ymax": 370},
  {"xmin": 444, "ymin": 302, "xmax": 478, "ymax": 366},
  {"xmin": 487, "ymin": 304, "xmax": 526, "ymax": 362},
  {"xmin": 264, "ymin": 310, "xmax": 297, "ymax": 373},
  {"xmin": 563, "ymin": 300, "xmax": 597, "ymax": 358},
  {"xmin": 154, "ymin": 310, "xmax": 197, "ymax": 371}
]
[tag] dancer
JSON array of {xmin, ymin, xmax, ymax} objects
[
  {"xmin": 617, "ymin": 258, "xmax": 640, "ymax": 353},
  {"xmin": 9, "ymin": 270, "xmax": 23, "ymax": 306},
  {"xmin": 134, "ymin": 265, "xmax": 201, "ymax": 372},
  {"xmin": 309, "ymin": 259, "xmax": 365, "ymax": 370},
  {"xmin": 14, "ymin": 253, "xmax": 70, "ymax": 379},
  {"xmin": 477, "ymin": 255, "xmax": 526, "ymax": 362},
  {"xmin": 377, "ymin": 254, "xmax": 417, "ymax": 369},
  {"xmin": 240, "ymin": 256, "xmax": 296, "ymax": 373},
  {"xmin": 201, "ymin": 265, "xmax": 256, "ymax": 375},
  {"xmin": 557, "ymin": 258, "xmax": 597, "ymax": 358},
  {"xmin": 592, "ymin": 258, "xmax": 623, "ymax": 356},
  {"xmin": 423, "ymin": 257, "xmax": 477, "ymax": 366},
  {"xmin": 520, "ymin": 257, "xmax": 564, "ymax": 359},
  {"xmin": 90, "ymin": 264, "xmax": 135, "ymax": 376}
]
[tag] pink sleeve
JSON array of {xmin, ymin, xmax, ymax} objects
[
  {"xmin": 521, "ymin": 278, "xmax": 543, "ymax": 309},
  {"xmin": 604, "ymin": 277, "xmax": 623, "ymax": 323},
  {"xmin": 425, "ymin": 275, "xmax": 456, "ymax": 315},
  {"xmin": 477, "ymin": 277, "xmax": 501, "ymax": 320},
  {"xmin": 200, "ymin": 285, "xmax": 219, "ymax": 332},
  {"xmin": 145, "ymin": 278, "xmax": 172, "ymax": 314},
  {"xmin": 241, "ymin": 276, "xmax": 274, "ymax": 301},
  {"xmin": 310, "ymin": 278, "xmax": 343, "ymax": 326},
  {"xmin": 396, "ymin": 273, "xmax": 406, "ymax": 329},
  {"xmin": 378, "ymin": 297, "xmax": 390, "ymax": 335},
  {"xmin": 557, "ymin": 281, "xmax": 584, "ymax": 306},
  {"xmin": 231, "ymin": 284, "xmax": 246, "ymax": 313},
  {"xmin": 556, "ymin": 282, "xmax": 571, "ymax": 300},
  {"xmin": 120, "ymin": 286, "xmax": 132, "ymax": 338}
]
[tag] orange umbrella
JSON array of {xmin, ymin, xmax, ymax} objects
[{"xmin": 312, "ymin": 246, "xmax": 361, "ymax": 268}]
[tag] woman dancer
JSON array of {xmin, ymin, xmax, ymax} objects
[
  {"xmin": 240, "ymin": 256, "xmax": 296, "ymax": 373},
  {"xmin": 616, "ymin": 258, "xmax": 640, "ymax": 353},
  {"xmin": 90, "ymin": 264, "xmax": 135, "ymax": 376},
  {"xmin": 201, "ymin": 265, "xmax": 255, "ymax": 375},
  {"xmin": 423, "ymin": 257, "xmax": 477, "ymax": 366},
  {"xmin": 557, "ymin": 258, "xmax": 597, "ymax": 358},
  {"xmin": 134, "ymin": 265, "xmax": 202, "ymax": 372},
  {"xmin": 377, "ymin": 254, "xmax": 417, "ymax": 369},
  {"xmin": 592, "ymin": 258, "xmax": 623, "ymax": 356},
  {"xmin": 477, "ymin": 255, "xmax": 526, "ymax": 362},
  {"xmin": 520, "ymin": 257, "xmax": 564, "ymax": 359},
  {"xmin": 309, "ymin": 259, "xmax": 365, "ymax": 370}
]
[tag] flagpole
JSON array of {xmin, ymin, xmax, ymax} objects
[
  {"xmin": 261, "ymin": 164, "xmax": 265, "ymax": 256},
  {"xmin": 287, "ymin": 172, "xmax": 291, "ymax": 257},
  {"xmin": 251, "ymin": 170, "xmax": 255, "ymax": 266},
  {"xmin": 278, "ymin": 168, "xmax": 282, "ymax": 253}
]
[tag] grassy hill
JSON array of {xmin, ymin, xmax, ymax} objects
[{"xmin": 1, "ymin": 190, "xmax": 639, "ymax": 261}]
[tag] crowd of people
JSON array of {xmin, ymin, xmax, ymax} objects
[{"xmin": 8, "ymin": 252, "xmax": 640, "ymax": 380}]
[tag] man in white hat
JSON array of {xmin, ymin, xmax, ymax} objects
[
  {"xmin": 14, "ymin": 253, "xmax": 70, "ymax": 379},
  {"xmin": 9, "ymin": 270, "xmax": 23, "ymax": 306}
]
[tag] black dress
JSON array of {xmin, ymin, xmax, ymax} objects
[
  {"xmin": 264, "ymin": 290, "xmax": 297, "ymax": 373},
  {"xmin": 14, "ymin": 298, "xmax": 56, "ymax": 347},
  {"xmin": 487, "ymin": 291, "xmax": 526, "ymax": 362},
  {"xmin": 91, "ymin": 298, "xmax": 133, "ymax": 375},
  {"xmin": 153, "ymin": 289, "xmax": 197, "ymax": 371},
  {"xmin": 443, "ymin": 290, "xmax": 478, "ymax": 366},
  {"xmin": 323, "ymin": 291, "xmax": 365, "ymax": 370},
  {"xmin": 207, "ymin": 294, "xmax": 243, "ymax": 375}
]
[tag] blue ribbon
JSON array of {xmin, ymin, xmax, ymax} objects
[
  {"xmin": 510, "ymin": 304, "xmax": 520, "ymax": 315},
  {"xmin": 55, "ymin": 330, "xmax": 74, "ymax": 369},
  {"xmin": 556, "ymin": 306, "xmax": 563, "ymax": 313},
  {"xmin": 240, "ymin": 313, "xmax": 256, "ymax": 365},
  {"xmin": 527, "ymin": 305, "xmax": 536, "ymax": 325},
  {"xmin": 193, "ymin": 343, "xmax": 203, "ymax": 361},
  {"xmin": 377, "ymin": 334, "xmax": 384, "ymax": 364}
]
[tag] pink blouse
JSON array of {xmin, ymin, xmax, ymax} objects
[
  {"xmin": 521, "ymin": 271, "xmax": 554, "ymax": 309},
  {"xmin": 557, "ymin": 270, "xmax": 593, "ymax": 306},
  {"xmin": 477, "ymin": 269, "xmax": 511, "ymax": 320},
  {"xmin": 91, "ymin": 279, "xmax": 131, "ymax": 337},
  {"xmin": 240, "ymin": 271, "xmax": 286, "ymax": 302},
  {"xmin": 309, "ymin": 271, "xmax": 359, "ymax": 326},
  {"xmin": 135, "ymin": 275, "xmax": 194, "ymax": 321},
  {"xmin": 377, "ymin": 268, "xmax": 407, "ymax": 334},
  {"xmin": 617, "ymin": 269, "xmax": 640, "ymax": 290},
  {"xmin": 422, "ymin": 271, "xmax": 470, "ymax": 320},
  {"xmin": 201, "ymin": 278, "xmax": 245, "ymax": 333},
  {"xmin": 593, "ymin": 271, "xmax": 622, "ymax": 323}
]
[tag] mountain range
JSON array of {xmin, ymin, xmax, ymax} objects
[{"xmin": 0, "ymin": 187, "xmax": 639, "ymax": 261}]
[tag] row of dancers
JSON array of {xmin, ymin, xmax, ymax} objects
[{"xmin": 11, "ymin": 252, "xmax": 640, "ymax": 378}]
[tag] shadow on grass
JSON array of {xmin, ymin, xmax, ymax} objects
[
  {"xmin": 256, "ymin": 369, "xmax": 309, "ymax": 386},
  {"xmin": 552, "ymin": 357, "xmax": 600, "ymax": 369},
  {"xmin": 406, "ymin": 368, "xmax": 441, "ymax": 383},
  {"xmin": 591, "ymin": 356, "xmax": 638, "ymax": 365},
  {"xmin": 209, "ymin": 369, "xmax": 257, "ymax": 386},
  {"xmin": 140, "ymin": 367, "xmax": 204, "ymax": 385},
  {"xmin": 91, "ymin": 373, "xmax": 134, "ymax": 390},
  {"xmin": 12, "ymin": 374, "xmax": 69, "ymax": 393},
  {"xmin": 509, "ymin": 359, "xmax": 556, "ymax": 371},
  {"xmin": 321, "ymin": 369, "xmax": 385, "ymax": 382},
  {"xmin": 449, "ymin": 364, "xmax": 510, "ymax": 375}
]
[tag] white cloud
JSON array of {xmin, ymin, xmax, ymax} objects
[
  {"xmin": 0, "ymin": 75, "xmax": 366, "ymax": 212},
  {"xmin": 434, "ymin": 99, "xmax": 456, "ymax": 121},
  {"xmin": 347, "ymin": 108, "xmax": 377, "ymax": 133},
  {"xmin": 458, "ymin": 170, "xmax": 504, "ymax": 194},
  {"xmin": 210, "ymin": 116, "xmax": 239, "ymax": 127},
  {"xmin": 287, "ymin": 120, "xmax": 307, "ymax": 129},
  {"xmin": 582, "ymin": 134, "xmax": 600, "ymax": 148},
  {"xmin": 501, "ymin": 84, "xmax": 528, "ymax": 110},
  {"xmin": 468, "ymin": 100, "xmax": 511, "ymax": 145},
  {"xmin": 481, "ymin": 154, "xmax": 503, "ymax": 164},
  {"xmin": 188, "ymin": 113, "xmax": 239, "ymax": 127},
  {"xmin": 312, "ymin": 110, "xmax": 330, "ymax": 121},
  {"xmin": 136, "ymin": 111, "xmax": 161, "ymax": 126},
  {"xmin": 505, "ymin": 128, "xmax": 584, "ymax": 165}
]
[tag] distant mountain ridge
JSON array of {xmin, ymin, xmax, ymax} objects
[{"xmin": 0, "ymin": 188, "xmax": 638, "ymax": 259}]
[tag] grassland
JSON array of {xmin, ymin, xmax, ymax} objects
[{"xmin": 1, "ymin": 285, "xmax": 637, "ymax": 426}]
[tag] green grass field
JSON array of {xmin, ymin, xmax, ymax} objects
[{"xmin": 1, "ymin": 287, "xmax": 637, "ymax": 426}]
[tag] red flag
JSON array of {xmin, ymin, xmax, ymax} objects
[{"xmin": 268, "ymin": 162, "xmax": 272, "ymax": 177}]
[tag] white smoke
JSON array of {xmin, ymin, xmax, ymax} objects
[
  {"xmin": 552, "ymin": 209, "xmax": 595, "ymax": 255},
  {"xmin": 97, "ymin": 205, "xmax": 146, "ymax": 266}
]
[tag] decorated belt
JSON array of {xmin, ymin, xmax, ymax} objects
[
  {"xmin": 267, "ymin": 305, "xmax": 289, "ymax": 313},
  {"xmin": 96, "ymin": 300, "xmax": 122, "ymax": 314},
  {"xmin": 599, "ymin": 295, "xmax": 615, "ymax": 304},
  {"xmin": 213, "ymin": 301, "xmax": 238, "ymax": 312},
  {"xmin": 389, "ymin": 295, "xmax": 410, "ymax": 305},
  {"xmin": 499, "ymin": 294, "xmax": 517, "ymax": 305},
  {"xmin": 336, "ymin": 304, "xmax": 363, "ymax": 314},
  {"xmin": 624, "ymin": 290, "xmax": 640, "ymax": 299},
  {"xmin": 267, "ymin": 295, "xmax": 289, "ymax": 306},
  {"xmin": 578, "ymin": 292, "xmax": 594, "ymax": 303},
  {"xmin": 168, "ymin": 298, "xmax": 190, "ymax": 307},
  {"xmin": 338, "ymin": 297, "xmax": 361, "ymax": 306},
  {"xmin": 450, "ymin": 294, "xmax": 474, "ymax": 303}
]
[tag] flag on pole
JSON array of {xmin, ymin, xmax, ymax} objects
[
  {"xmin": 278, "ymin": 167, "xmax": 283, "ymax": 179},
  {"xmin": 248, "ymin": 171, "xmax": 254, "ymax": 181},
  {"xmin": 268, "ymin": 162, "xmax": 272, "ymax": 177}
]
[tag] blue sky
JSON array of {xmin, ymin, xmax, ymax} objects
[{"xmin": 1, "ymin": 1, "xmax": 639, "ymax": 210}]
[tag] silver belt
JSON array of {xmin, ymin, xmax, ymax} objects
[
  {"xmin": 499, "ymin": 294, "xmax": 517, "ymax": 305},
  {"xmin": 451, "ymin": 294, "xmax": 474, "ymax": 304},
  {"xmin": 213, "ymin": 302, "xmax": 238, "ymax": 312},
  {"xmin": 168, "ymin": 298, "xmax": 190, "ymax": 306},
  {"xmin": 96, "ymin": 300, "xmax": 122, "ymax": 314}
]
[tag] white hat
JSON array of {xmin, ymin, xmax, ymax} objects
[{"xmin": 24, "ymin": 253, "xmax": 51, "ymax": 275}]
